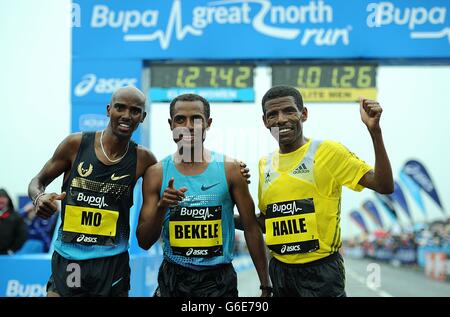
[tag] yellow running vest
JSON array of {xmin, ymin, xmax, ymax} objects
[{"xmin": 258, "ymin": 139, "xmax": 372, "ymax": 264}]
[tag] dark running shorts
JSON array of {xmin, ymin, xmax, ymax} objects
[
  {"xmin": 269, "ymin": 252, "xmax": 346, "ymax": 297},
  {"xmin": 155, "ymin": 259, "xmax": 238, "ymax": 297},
  {"xmin": 47, "ymin": 251, "xmax": 130, "ymax": 297}
]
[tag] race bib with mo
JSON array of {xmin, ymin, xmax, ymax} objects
[{"xmin": 63, "ymin": 204, "xmax": 119, "ymax": 237}]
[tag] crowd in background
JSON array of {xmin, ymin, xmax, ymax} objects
[
  {"xmin": 343, "ymin": 217, "xmax": 450, "ymax": 266},
  {"xmin": 0, "ymin": 188, "xmax": 58, "ymax": 255}
]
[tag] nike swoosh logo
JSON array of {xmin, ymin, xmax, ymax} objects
[
  {"xmin": 201, "ymin": 183, "xmax": 220, "ymax": 191},
  {"xmin": 111, "ymin": 173, "xmax": 130, "ymax": 181},
  {"xmin": 112, "ymin": 277, "xmax": 123, "ymax": 287}
]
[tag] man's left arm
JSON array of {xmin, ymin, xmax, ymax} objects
[
  {"xmin": 358, "ymin": 98, "xmax": 394, "ymax": 194},
  {"xmin": 234, "ymin": 213, "xmax": 266, "ymax": 233},
  {"xmin": 227, "ymin": 160, "xmax": 271, "ymax": 296}
]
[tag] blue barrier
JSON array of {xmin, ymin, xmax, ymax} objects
[
  {"xmin": 15, "ymin": 239, "xmax": 45, "ymax": 255},
  {"xmin": 374, "ymin": 248, "xmax": 394, "ymax": 261},
  {"xmin": 0, "ymin": 251, "xmax": 254, "ymax": 296},
  {"xmin": 0, "ymin": 251, "xmax": 164, "ymax": 297},
  {"xmin": 394, "ymin": 248, "xmax": 416, "ymax": 264},
  {"xmin": 129, "ymin": 253, "xmax": 163, "ymax": 297},
  {"xmin": 0, "ymin": 254, "xmax": 51, "ymax": 297},
  {"xmin": 344, "ymin": 246, "xmax": 417, "ymax": 264},
  {"xmin": 417, "ymin": 246, "xmax": 450, "ymax": 268}
]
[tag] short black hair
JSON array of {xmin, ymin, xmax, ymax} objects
[
  {"xmin": 169, "ymin": 93, "xmax": 210, "ymax": 119},
  {"xmin": 261, "ymin": 85, "xmax": 304, "ymax": 114}
]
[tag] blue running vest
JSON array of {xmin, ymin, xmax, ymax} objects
[{"xmin": 160, "ymin": 152, "xmax": 235, "ymax": 269}]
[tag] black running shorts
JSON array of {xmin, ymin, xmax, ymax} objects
[
  {"xmin": 47, "ymin": 251, "xmax": 130, "ymax": 297},
  {"xmin": 155, "ymin": 259, "xmax": 238, "ymax": 297},
  {"xmin": 269, "ymin": 252, "xmax": 346, "ymax": 297}
]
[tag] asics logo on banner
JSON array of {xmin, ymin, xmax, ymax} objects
[
  {"xmin": 272, "ymin": 201, "xmax": 302, "ymax": 215},
  {"xmin": 74, "ymin": 74, "xmax": 137, "ymax": 97},
  {"xmin": 76, "ymin": 234, "xmax": 98, "ymax": 244},
  {"xmin": 280, "ymin": 244, "xmax": 301, "ymax": 254},
  {"xmin": 180, "ymin": 207, "xmax": 214, "ymax": 220},
  {"xmin": 77, "ymin": 193, "xmax": 108, "ymax": 208},
  {"xmin": 186, "ymin": 248, "xmax": 208, "ymax": 256}
]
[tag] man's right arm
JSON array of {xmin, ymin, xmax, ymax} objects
[
  {"xmin": 357, "ymin": 98, "xmax": 394, "ymax": 194},
  {"xmin": 235, "ymin": 158, "xmax": 266, "ymax": 232},
  {"xmin": 136, "ymin": 163, "xmax": 164, "ymax": 250},
  {"xmin": 136, "ymin": 164, "xmax": 187, "ymax": 250},
  {"xmin": 28, "ymin": 134, "xmax": 81, "ymax": 219},
  {"xmin": 227, "ymin": 160, "xmax": 271, "ymax": 296}
]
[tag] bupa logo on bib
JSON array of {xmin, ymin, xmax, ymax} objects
[
  {"xmin": 74, "ymin": 74, "xmax": 137, "ymax": 97},
  {"xmin": 272, "ymin": 201, "xmax": 303, "ymax": 215},
  {"xmin": 179, "ymin": 207, "xmax": 214, "ymax": 220},
  {"xmin": 76, "ymin": 192, "xmax": 108, "ymax": 209},
  {"xmin": 267, "ymin": 199, "xmax": 315, "ymax": 218}
]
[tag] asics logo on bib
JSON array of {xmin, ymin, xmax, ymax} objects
[
  {"xmin": 180, "ymin": 207, "xmax": 214, "ymax": 220},
  {"xmin": 272, "ymin": 201, "xmax": 302, "ymax": 215},
  {"xmin": 77, "ymin": 193, "xmax": 108, "ymax": 208},
  {"xmin": 186, "ymin": 248, "xmax": 209, "ymax": 256},
  {"xmin": 280, "ymin": 244, "xmax": 301, "ymax": 254},
  {"xmin": 76, "ymin": 234, "xmax": 98, "ymax": 244}
]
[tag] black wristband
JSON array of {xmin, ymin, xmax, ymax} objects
[{"xmin": 260, "ymin": 285, "xmax": 273, "ymax": 292}]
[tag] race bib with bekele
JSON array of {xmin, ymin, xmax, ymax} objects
[
  {"xmin": 265, "ymin": 198, "xmax": 320, "ymax": 254},
  {"xmin": 169, "ymin": 205, "xmax": 223, "ymax": 257}
]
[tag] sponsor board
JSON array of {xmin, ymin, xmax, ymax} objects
[{"xmin": 73, "ymin": 0, "xmax": 450, "ymax": 59}]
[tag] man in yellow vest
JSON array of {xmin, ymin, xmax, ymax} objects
[{"xmin": 238, "ymin": 85, "xmax": 393, "ymax": 297}]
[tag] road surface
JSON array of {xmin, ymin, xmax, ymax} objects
[{"xmin": 237, "ymin": 256, "xmax": 450, "ymax": 297}]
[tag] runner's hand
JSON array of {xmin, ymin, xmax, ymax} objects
[
  {"xmin": 35, "ymin": 192, "xmax": 66, "ymax": 219},
  {"xmin": 239, "ymin": 161, "xmax": 251, "ymax": 184},
  {"xmin": 359, "ymin": 97, "xmax": 383, "ymax": 133},
  {"xmin": 157, "ymin": 178, "xmax": 188, "ymax": 209}
]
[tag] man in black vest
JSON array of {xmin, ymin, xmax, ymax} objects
[{"xmin": 28, "ymin": 86, "xmax": 157, "ymax": 297}]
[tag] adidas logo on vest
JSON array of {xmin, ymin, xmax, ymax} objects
[{"xmin": 292, "ymin": 163, "xmax": 309, "ymax": 174}]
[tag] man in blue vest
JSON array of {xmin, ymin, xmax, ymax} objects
[{"xmin": 137, "ymin": 93, "xmax": 271, "ymax": 297}]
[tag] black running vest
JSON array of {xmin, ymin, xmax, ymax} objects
[{"xmin": 54, "ymin": 132, "xmax": 137, "ymax": 259}]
